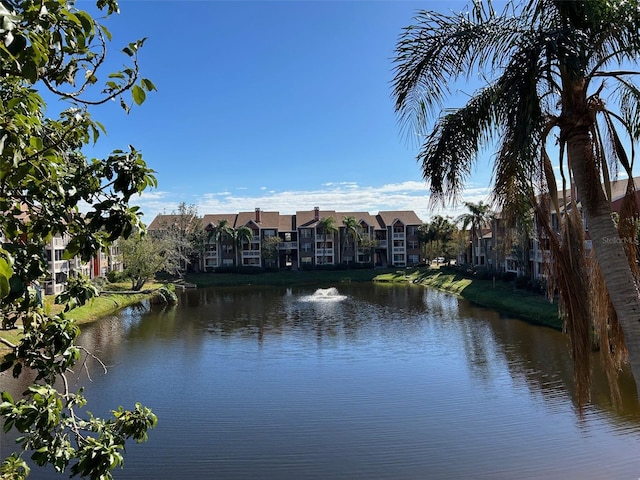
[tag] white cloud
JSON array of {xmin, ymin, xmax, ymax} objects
[{"xmin": 133, "ymin": 181, "xmax": 494, "ymax": 225}]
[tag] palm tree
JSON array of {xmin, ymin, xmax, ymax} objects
[
  {"xmin": 206, "ymin": 219, "xmax": 233, "ymax": 268},
  {"xmin": 341, "ymin": 215, "xmax": 362, "ymax": 264},
  {"xmin": 420, "ymin": 215, "xmax": 456, "ymax": 263},
  {"xmin": 231, "ymin": 225, "xmax": 254, "ymax": 267},
  {"xmin": 317, "ymin": 216, "xmax": 338, "ymax": 265},
  {"xmin": 457, "ymin": 202, "xmax": 493, "ymax": 267},
  {"xmin": 392, "ymin": 0, "xmax": 640, "ymax": 401}
]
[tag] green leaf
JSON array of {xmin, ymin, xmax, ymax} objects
[
  {"xmin": 131, "ymin": 85, "xmax": 146, "ymax": 106},
  {"xmin": 76, "ymin": 11, "xmax": 95, "ymax": 35},
  {"xmin": 141, "ymin": 78, "xmax": 157, "ymax": 92},
  {"xmin": 29, "ymin": 136, "xmax": 43, "ymax": 151},
  {"xmin": 0, "ymin": 257, "xmax": 13, "ymax": 299}
]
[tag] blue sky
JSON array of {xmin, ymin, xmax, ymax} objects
[{"xmin": 78, "ymin": 0, "xmax": 495, "ymax": 224}]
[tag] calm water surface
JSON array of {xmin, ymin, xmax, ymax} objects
[{"xmin": 3, "ymin": 283, "xmax": 640, "ymax": 479}]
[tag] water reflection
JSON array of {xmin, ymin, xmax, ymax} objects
[{"xmin": 4, "ymin": 283, "xmax": 640, "ymax": 479}]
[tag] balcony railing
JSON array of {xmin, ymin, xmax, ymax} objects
[
  {"xmin": 279, "ymin": 241, "xmax": 297, "ymax": 250},
  {"xmin": 392, "ymin": 247, "xmax": 405, "ymax": 253},
  {"xmin": 392, "ymin": 233, "xmax": 404, "ymax": 239},
  {"xmin": 242, "ymin": 251, "xmax": 261, "ymax": 258},
  {"xmin": 52, "ymin": 260, "xmax": 69, "ymax": 272},
  {"xmin": 377, "ymin": 240, "xmax": 388, "ymax": 248}
]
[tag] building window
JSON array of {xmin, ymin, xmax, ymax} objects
[
  {"xmin": 301, "ymin": 229, "xmax": 312, "ymax": 238},
  {"xmin": 408, "ymin": 254, "xmax": 419, "ymax": 265},
  {"xmin": 408, "ymin": 241, "xmax": 419, "ymax": 249},
  {"xmin": 407, "ymin": 226, "xmax": 418, "ymax": 235},
  {"xmin": 301, "ymin": 257, "xmax": 312, "ymax": 265},
  {"xmin": 285, "ymin": 232, "xmax": 292, "ymax": 241}
]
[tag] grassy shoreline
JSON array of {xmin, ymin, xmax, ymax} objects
[
  {"xmin": 375, "ymin": 267, "xmax": 561, "ymax": 330},
  {"xmin": 0, "ymin": 284, "xmax": 162, "ymax": 349}
]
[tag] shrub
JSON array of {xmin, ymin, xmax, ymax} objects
[
  {"xmin": 474, "ymin": 268, "xmax": 492, "ymax": 280},
  {"xmin": 107, "ymin": 270, "xmax": 128, "ymax": 283},
  {"xmin": 514, "ymin": 275, "xmax": 530, "ymax": 289},
  {"xmin": 502, "ymin": 272, "xmax": 517, "ymax": 282}
]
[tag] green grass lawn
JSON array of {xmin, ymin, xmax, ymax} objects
[
  {"xmin": 0, "ymin": 283, "xmax": 164, "ymax": 349},
  {"xmin": 376, "ymin": 267, "xmax": 561, "ymax": 330}
]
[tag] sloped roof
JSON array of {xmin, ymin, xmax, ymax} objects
[
  {"xmin": 278, "ymin": 214, "xmax": 296, "ymax": 232},
  {"xmin": 337, "ymin": 211, "xmax": 379, "ymax": 228},
  {"xmin": 609, "ymin": 175, "xmax": 640, "ymax": 203},
  {"xmin": 376, "ymin": 210, "xmax": 423, "ymax": 228},
  {"xmin": 295, "ymin": 209, "xmax": 338, "ymax": 228},
  {"xmin": 201, "ymin": 214, "xmax": 238, "ymax": 229},
  {"xmin": 236, "ymin": 210, "xmax": 281, "ymax": 229}
]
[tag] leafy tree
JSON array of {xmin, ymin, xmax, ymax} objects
[
  {"xmin": 261, "ymin": 235, "xmax": 282, "ymax": 268},
  {"xmin": 205, "ymin": 219, "xmax": 233, "ymax": 269},
  {"xmin": 419, "ymin": 215, "xmax": 456, "ymax": 263},
  {"xmin": 121, "ymin": 235, "xmax": 179, "ymax": 291},
  {"xmin": 357, "ymin": 236, "xmax": 376, "ymax": 264},
  {"xmin": 392, "ymin": 0, "xmax": 640, "ymax": 402},
  {"xmin": 0, "ymin": 1, "xmax": 157, "ymax": 477},
  {"xmin": 156, "ymin": 203, "xmax": 203, "ymax": 275},
  {"xmin": 456, "ymin": 202, "xmax": 493, "ymax": 267},
  {"xmin": 317, "ymin": 216, "xmax": 338, "ymax": 265},
  {"xmin": 341, "ymin": 215, "xmax": 361, "ymax": 264}
]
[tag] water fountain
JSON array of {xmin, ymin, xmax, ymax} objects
[{"xmin": 299, "ymin": 287, "xmax": 347, "ymax": 302}]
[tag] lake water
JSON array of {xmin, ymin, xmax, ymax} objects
[{"xmin": 3, "ymin": 283, "xmax": 640, "ymax": 479}]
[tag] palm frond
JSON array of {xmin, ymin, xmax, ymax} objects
[
  {"xmin": 600, "ymin": 109, "xmax": 635, "ymax": 178},
  {"xmin": 589, "ymin": 1, "xmax": 640, "ymax": 66},
  {"xmin": 612, "ymin": 79, "xmax": 640, "ymax": 143},
  {"xmin": 418, "ymin": 84, "xmax": 502, "ymax": 205},
  {"xmin": 490, "ymin": 38, "xmax": 550, "ymax": 217},
  {"xmin": 392, "ymin": 2, "xmax": 523, "ymax": 142}
]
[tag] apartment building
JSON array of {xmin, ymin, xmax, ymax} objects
[
  {"xmin": 2, "ymin": 204, "xmax": 124, "ymax": 295},
  {"xmin": 43, "ymin": 235, "xmax": 124, "ymax": 295},
  {"xmin": 156, "ymin": 207, "xmax": 424, "ymax": 271},
  {"xmin": 488, "ymin": 177, "xmax": 640, "ymax": 280}
]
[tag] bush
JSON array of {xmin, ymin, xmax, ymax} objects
[
  {"xmin": 514, "ymin": 275, "xmax": 530, "ymax": 289},
  {"xmin": 527, "ymin": 278, "xmax": 547, "ymax": 295},
  {"xmin": 91, "ymin": 276, "xmax": 107, "ymax": 290},
  {"xmin": 474, "ymin": 268, "xmax": 492, "ymax": 280},
  {"xmin": 107, "ymin": 270, "xmax": 128, "ymax": 283},
  {"xmin": 502, "ymin": 271, "xmax": 517, "ymax": 282}
]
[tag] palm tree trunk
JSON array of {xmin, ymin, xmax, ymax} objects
[{"xmin": 567, "ymin": 127, "xmax": 640, "ymax": 396}]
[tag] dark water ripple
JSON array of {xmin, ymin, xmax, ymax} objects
[{"xmin": 2, "ymin": 284, "xmax": 640, "ymax": 479}]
